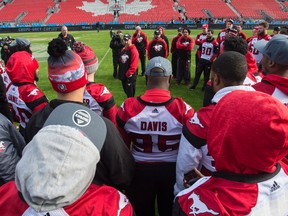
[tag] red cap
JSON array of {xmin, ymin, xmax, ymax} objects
[{"xmin": 202, "ymin": 24, "xmax": 208, "ymax": 29}]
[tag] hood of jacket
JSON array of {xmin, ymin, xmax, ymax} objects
[
  {"xmin": 6, "ymin": 51, "xmax": 39, "ymax": 84},
  {"xmin": 208, "ymin": 90, "xmax": 288, "ymax": 174}
]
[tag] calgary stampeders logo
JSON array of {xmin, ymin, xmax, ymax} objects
[{"xmin": 188, "ymin": 192, "xmax": 219, "ymax": 215}]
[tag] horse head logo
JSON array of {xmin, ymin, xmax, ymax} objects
[{"xmin": 188, "ymin": 192, "xmax": 219, "ymax": 215}]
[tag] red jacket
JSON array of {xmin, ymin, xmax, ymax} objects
[
  {"xmin": 0, "ymin": 182, "xmax": 135, "ymax": 216},
  {"xmin": 147, "ymin": 38, "xmax": 168, "ymax": 60},
  {"xmin": 118, "ymin": 44, "xmax": 139, "ymax": 79}
]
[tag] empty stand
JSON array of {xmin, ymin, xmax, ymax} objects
[
  {"xmin": 0, "ymin": 0, "xmax": 53, "ymax": 22},
  {"xmin": 231, "ymin": 0, "xmax": 287, "ymax": 20},
  {"xmin": 180, "ymin": 0, "xmax": 237, "ymax": 19}
]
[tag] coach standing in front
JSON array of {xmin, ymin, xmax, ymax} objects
[
  {"xmin": 132, "ymin": 26, "xmax": 149, "ymax": 76},
  {"xmin": 118, "ymin": 34, "xmax": 139, "ymax": 98},
  {"xmin": 176, "ymin": 27, "xmax": 194, "ymax": 86},
  {"xmin": 57, "ymin": 25, "xmax": 75, "ymax": 50}
]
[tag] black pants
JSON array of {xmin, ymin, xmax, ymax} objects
[
  {"xmin": 195, "ymin": 52, "xmax": 199, "ymax": 74},
  {"xmin": 112, "ymin": 55, "xmax": 120, "ymax": 78},
  {"xmin": 127, "ymin": 162, "xmax": 176, "ymax": 216},
  {"xmin": 171, "ymin": 52, "xmax": 178, "ymax": 78},
  {"xmin": 192, "ymin": 59, "xmax": 212, "ymax": 88},
  {"xmin": 138, "ymin": 50, "xmax": 146, "ymax": 75},
  {"xmin": 176, "ymin": 58, "xmax": 191, "ymax": 84},
  {"xmin": 121, "ymin": 74, "xmax": 137, "ymax": 98}
]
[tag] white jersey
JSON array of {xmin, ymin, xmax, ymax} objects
[
  {"xmin": 117, "ymin": 93, "xmax": 194, "ymax": 163},
  {"xmin": 248, "ymin": 37, "xmax": 262, "ymax": 64},
  {"xmin": 125, "ymin": 105, "xmax": 184, "ymax": 163}
]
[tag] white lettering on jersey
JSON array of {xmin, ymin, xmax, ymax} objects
[
  {"xmin": 100, "ymin": 86, "xmax": 111, "ymax": 96},
  {"xmin": 0, "ymin": 141, "xmax": 6, "ymax": 152},
  {"xmin": 189, "ymin": 113, "xmax": 204, "ymax": 128},
  {"xmin": 189, "ymin": 192, "xmax": 219, "ymax": 215},
  {"xmin": 117, "ymin": 191, "xmax": 130, "ymax": 216},
  {"xmin": 28, "ymin": 88, "xmax": 39, "ymax": 97}
]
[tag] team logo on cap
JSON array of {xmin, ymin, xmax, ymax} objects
[
  {"xmin": 58, "ymin": 84, "xmax": 67, "ymax": 92},
  {"xmin": 72, "ymin": 109, "xmax": 91, "ymax": 127},
  {"xmin": 154, "ymin": 62, "xmax": 162, "ymax": 67}
]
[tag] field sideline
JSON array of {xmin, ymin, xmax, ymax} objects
[{"xmin": 3, "ymin": 29, "xmax": 268, "ymax": 111}]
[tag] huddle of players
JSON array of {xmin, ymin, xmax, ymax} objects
[{"xmin": 1, "ymin": 24, "xmax": 286, "ymax": 215}]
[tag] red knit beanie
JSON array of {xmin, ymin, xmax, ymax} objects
[
  {"xmin": 73, "ymin": 42, "xmax": 98, "ymax": 75},
  {"xmin": 48, "ymin": 49, "xmax": 87, "ymax": 93}
]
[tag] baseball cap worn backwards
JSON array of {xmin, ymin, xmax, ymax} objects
[
  {"xmin": 9, "ymin": 37, "xmax": 30, "ymax": 48},
  {"xmin": 154, "ymin": 30, "xmax": 161, "ymax": 35},
  {"xmin": 44, "ymin": 103, "xmax": 106, "ymax": 151},
  {"xmin": 15, "ymin": 103, "xmax": 107, "ymax": 212},
  {"xmin": 145, "ymin": 57, "xmax": 172, "ymax": 77},
  {"xmin": 254, "ymin": 34, "xmax": 288, "ymax": 65},
  {"xmin": 123, "ymin": 33, "xmax": 131, "ymax": 41}
]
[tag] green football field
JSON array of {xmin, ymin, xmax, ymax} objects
[{"xmin": 4, "ymin": 29, "xmax": 260, "ymax": 111}]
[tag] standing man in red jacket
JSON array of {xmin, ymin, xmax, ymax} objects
[
  {"xmin": 118, "ymin": 33, "xmax": 139, "ymax": 98},
  {"xmin": 132, "ymin": 26, "xmax": 149, "ymax": 76},
  {"xmin": 176, "ymin": 27, "xmax": 194, "ymax": 86},
  {"xmin": 147, "ymin": 30, "xmax": 168, "ymax": 60},
  {"xmin": 171, "ymin": 27, "xmax": 183, "ymax": 78}
]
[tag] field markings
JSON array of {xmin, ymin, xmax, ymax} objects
[{"xmin": 98, "ymin": 48, "xmax": 110, "ymax": 67}]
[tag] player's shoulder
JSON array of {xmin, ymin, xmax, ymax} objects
[
  {"xmin": 120, "ymin": 97, "xmax": 139, "ymax": 109},
  {"xmin": 20, "ymin": 85, "xmax": 45, "ymax": 99},
  {"xmin": 185, "ymin": 105, "xmax": 214, "ymax": 132}
]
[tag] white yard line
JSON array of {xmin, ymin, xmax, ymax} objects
[{"xmin": 98, "ymin": 48, "xmax": 110, "ymax": 67}]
